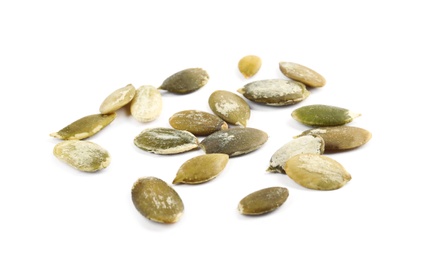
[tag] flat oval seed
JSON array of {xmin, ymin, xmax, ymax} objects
[
  {"xmin": 284, "ymin": 154, "xmax": 352, "ymax": 190},
  {"xmin": 158, "ymin": 68, "xmax": 209, "ymax": 94},
  {"xmin": 169, "ymin": 110, "xmax": 228, "ymax": 136},
  {"xmin": 296, "ymin": 126, "xmax": 372, "ymax": 151},
  {"xmin": 131, "ymin": 177, "xmax": 184, "ymax": 224},
  {"xmin": 53, "ymin": 140, "xmax": 110, "ymax": 172},
  {"xmin": 130, "ymin": 85, "xmax": 163, "ymax": 123},
  {"xmin": 237, "ymin": 79, "xmax": 310, "ymax": 106},
  {"xmin": 50, "ymin": 113, "xmax": 116, "ymax": 140},
  {"xmin": 238, "ymin": 55, "xmax": 262, "ymax": 78},
  {"xmin": 99, "ymin": 84, "xmax": 136, "ymax": 114},
  {"xmin": 208, "ymin": 90, "xmax": 251, "ymax": 127},
  {"xmin": 134, "ymin": 128, "xmax": 199, "ymax": 155},
  {"xmin": 173, "ymin": 154, "xmax": 229, "ymax": 184},
  {"xmin": 200, "ymin": 127, "xmax": 268, "ymax": 157},
  {"xmin": 279, "ymin": 61, "xmax": 326, "ymax": 88},
  {"xmin": 267, "ymin": 135, "xmax": 325, "ymax": 174},
  {"xmin": 238, "ymin": 187, "xmax": 289, "ymax": 215},
  {"xmin": 291, "ymin": 104, "xmax": 361, "ymax": 126}
]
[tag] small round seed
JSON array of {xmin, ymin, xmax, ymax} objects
[
  {"xmin": 279, "ymin": 61, "xmax": 326, "ymax": 88},
  {"xmin": 291, "ymin": 104, "xmax": 361, "ymax": 126},
  {"xmin": 238, "ymin": 55, "xmax": 262, "ymax": 78},
  {"xmin": 238, "ymin": 187, "xmax": 289, "ymax": 215},
  {"xmin": 158, "ymin": 68, "xmax": 209, "ymax": 94}
]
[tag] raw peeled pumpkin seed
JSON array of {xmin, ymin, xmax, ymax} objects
[
  {"xmin": 279, "ymin": 61, "xmax": 326, "ymax": 88},
  {"xmin": 169, "ymin": 110, "xmax": 228, "ymax": 136},
  {"xmin": 238, "ymin": 55, "xmax": 262, "ymax": 78},
  {"xmin": 134, "ymin": 128, "xmax": 199, "ymax": 155},
  {"xmin": 200, "ymin": 127, "xmax": 268, "ymax": 157},
  {"xmin": 158, "ymin": 68, "xmax": 209, "ymax": 94},
  {"xmin": 267, "ymin": 135, "xmax": 324, "ymax": 174},
  {"xmin": 238, "ymin": 187, "xmax": 289, "ymax": 215},
  {"xmin": 208, "ymin": 90, "xmax": 251, "ymax": 127},
  {"xmin": 99, "ymin": 84, "xmax": 136, "ymax": 114},
  {"xmin": 291, "ymin": 104, "xmax": 361, "ymax": 126},
  {"xmin": 131, "ymin": 176, "xmax": 184, "ymax": 224},
  {"xmin": 53, "ymin": 140, "xmax": 110, "ymax": 172},
  {"xmin": 237, "ymin": 79, "xmax": 310, "ymax": 106},
  {"xmin": 284, "ymin": 154, "xmax": 351, "ymax": 190},
  {"xmin": 173, "ymin": 153, "xmax": 229, "ymax": 184},
  {"xmin": 130, "ymin": 85, "xmax": 163, "ymax": 123},
  {"xmin": 296, "ymin": 125, "xmax": 372, "ymax": 151},
  {"xmin": 50, "ymin": 113, "xmax": 116, "ymax": 140}
]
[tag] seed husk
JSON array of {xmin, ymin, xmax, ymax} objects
[
  {"xmin": 284, "ymin": 154, "xmax": 351, "ymax": 190},
  {"xmin": 238, "ymin": 187, "xmax": 289, "ymax": 215},
  {"xmin": 158, "ymin": 68, "xmax": 209, "ymax": 94},
  {"xmin": 173, "ymin": 154, "xmax": 229, "ymax": 184},
  {"xmin": 50, "ymin": 113, "xmax": 116, "ymax": 140},
  {"xmin": 291, "ymin": 104, "xmax": 361, "ymax": 127},
  {"xmin": 296, "ymin": 125, "xmax": 372, "ymax": 152},
  {"xmin": 267, "ymin": 135, "xmax": 325, "ymax": 174},
  {"xmin": 279, "ymin": 61, "xmax": 326, "ymax": 88},
  {"xmin": 169, "ymin": 110, "xmax": 228, "ymax": 136},
  {"xmin": 208, "ymin": 90, "xmax": 251, "ymax": 127},
  {"xmin": 130, "ymin": 85, "xmax": 163, "ymax": 123},
  {"xmin": 237, "ymin": 79, "xmax": 310, "ymax": 106},
  {"xmin": 131, "ymin": 176, "xmax": 184, "ymax": 224},
  {"xmin": 200, "ymin": 127, "xmax": 268, "ymax": 157},
  {"xmin": 134, "ymin": 127, "xmax": 199, "ymax": 155},
  {"xmin": 238, "ymin": 55, "xmax": 262, "ymax": 78},
  {"xmin": 53, "ymin": 140, "xmax": 110, "ymax": 172},
  {"xmin": 99, "ymin": 84, "xmax": 136, "ymax": 114}
]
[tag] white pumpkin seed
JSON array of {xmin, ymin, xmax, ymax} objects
[{"xmin": 130, "ymin": 85, "xmax": 163, "ymax": 123}]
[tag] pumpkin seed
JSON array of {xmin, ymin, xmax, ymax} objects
[
  {"xmin": 291, "ymin": 104, "xmax": 361, "ymax": 126},
  {"xmin": 296, "ymin": 125, "xmax": 372, "ymax": 151},
  {"xmin": 99, "ymin": 84, "xmax": 136, "ymax": 114},
  {"xmin": 173, "ymin": 154, "xmax": 229, "ymax": 184},
  {"xmin": 50, "ymin": 113, "xmax": 116, "ymax": 140},
  {"xmin": 208, "ymin": 90, "xmax": 251, "ymax": 127},
  {"xmin": 238, "ymin": 187, "xmax": 289, "ymax": 215},
  {"xmin": 267, "ymin": 135, "xmax": 325, "ymax": 174},
  {"xmin": 169, "ymin": 110, "xmax": 228, "ymax": 136},
  {"xmin": 158, "ymin": 68, "xmax": 209, "ymax": 94},
  {"xmin": 200, "ymin": 127, "xmax": 268, "ymax": 157},
  {"xmin": 238, "ymin": 55, "xmax": 262, "ymax": 78},
  {"xmin": 131, "ymin": 176, "xmax": 184, "ymax": 224},
  {"xmin": 134, "ymin": 127, "xmax": 199, "ymax": 155},
  {"xmin": 53, "ymin": 140, "xmax": 110, "ymax": 172},
  {"xmin": 130, "ymin": 85, "xmax": 163, "ymax": 123},
  {"xmin": 279, "ymin": 61, "xmax": 326, "ymax": 88},
  {"xmin": 284, "ymin": 154, "xmax": 351, "ymax": 190},
  {"xmin": 237, "ymin": 79, "xmax": 310, "ymax": 106}
]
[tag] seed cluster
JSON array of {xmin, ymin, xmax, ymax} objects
[{"xmin": 50, "ymin": 60, "xmax": 371, "ymax": 223}]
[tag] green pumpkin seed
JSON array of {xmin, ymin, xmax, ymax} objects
[
  {"xmin": 267, "ymin": 135, "xmax": 325, "ymax": 174},
  {"xmin": 208, "ymin": 90, "xmax": 251, "ymax": 127},
  {"xmin": 238, "ymin": 55, "xmax": 262, "ymax": 78},
  {"xmin": 131, "ymin": 176, "xmax": 184, "ymax": 224},
  {"xmin": 279, "ymin": 61, "xmax": 326, "ymax": 88},
  {"xmin": 50, "ymin": 113, "xmax": 116, "ymax": 140},
  {"xmin": 237, "ymin": 79, "xmax": 310, "ymax": 106},
  {"xmin": 173, "ymin": 154, "xmax": 229, "ymax": 184},
  {"xmin": 296, "ymin": 125, "xmax": 372, "ymax": 151},
  {"xmin": 284, "ymin": 154, "xmax": 351, "ymax": 190},
  {"xmin": 238, "ymin": 187, "xmax": 289, "ymax": 215},
  {"xmin": 134, "ymin": 127, "xmax": 199, "ymax": 155},
  {"xmin": 130, "ymin": 85, "xmax": 163, "ymax": 123},
  {"xmin": 158, "ymin": 68, "xmax": 209, "ymax": 94},
  {"xmin": 291, "ymin": 104, "xmax": 361, "ymax": 126},
  {"xmin": 99, "ymin": 84, "xmax": 136, "ymax": 114},
  {"xmin": 169, "ymin": 110, "xmax": 228, "ymax": 136},
  {"xmin": 200, "ymin": 127, "xmax": 268, "ymax": 157},
  {"xmin": 53, "ymin": 140, "xmax": 110, "ymax": 172}
]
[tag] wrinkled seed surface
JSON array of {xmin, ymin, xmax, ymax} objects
[
  {"xmin": 173, "ymin": 153, "xmax": 229, "ymax": 184},
  {"xmin": 208, "ymin": 90, "xmax": 250, "ymax": 127},
  {"xmin": 158, "ymin": 68, "xmax": 209, "ymax": 94},
  {"xmin": 169, "ymin": 110, "xmax": 228, "ymax": 136},
  {"xmin": 284, "ymin": 154, "xmax": 351, "ymax": 190},
  {"xmin": 130, "ymin": 85, "xmax": 163, "ymax": 123},
  {"xmin": 292, "ymin": 104, "xmax": 361, "ymax": 126},
  {"xmin": 238, "ymin": 55, "xmax": 262, "ymax": 78},
  {"xmin": 238, "ymin": 187, "xmax": 289, "ymax": 215},
  {"xmin": 99, "ymin": 84, "xmax": 136, "ymax": 114},
  {"xmin": 50, "ymin": 113, "xmax": 116, "ymax": 140},
  {"xmin": 131, "ymin": 177, "xmax": 184, "ymax": 224},
  {"xmin": 279, "ymin": 61, "xmax": 326, "ymax": 88},
  {"xmin": 53, "ymin": 140, "xmax": 110, "ymax": 172}
]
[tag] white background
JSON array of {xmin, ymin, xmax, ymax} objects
[{"xmin": 1, "ymin": 1, "xmax": 425, "ymax": 259}]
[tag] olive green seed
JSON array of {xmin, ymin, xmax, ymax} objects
[
  {"xmin": 279, "ymin": 61, "xmax": 326, "ymax": 88},
  {"xmin": 158, "ymin": 68, "xmax": 209, "ymax": 94},
  {"xmin": 208, "ymin": 90, "xmax": 251, "ymax": 127},
  {"xmin": 99, "ymin": 84, "xmax": 136, "ymax": 114},
  {"xmin": 169, "ymin": 110, "xmax": 228, "ymax": 136},
  {"xmin": 238, "ymin": 55, "xmax": 262, "ymax": 78},
  {"xmin": 291, "ymin": 104, "xmax": 361, "ymax": 126},
  {"xmin": 238, "ymin": 187, "xmax": 289, "ymax": 215}
]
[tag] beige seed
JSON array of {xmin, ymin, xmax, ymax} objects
[
  {"xmin": 99, "ymin": 84, "xmax": 136, "ymax": 114},
  {"xmin": 238, "ymin": 187, "xmax": 289, "ymax": 215},
  {"xmin": 169, "ymin": 110, "xmax": 228, "ymax": 136},
  {"xmin": 208, "ymin": 90, "xmax": 251, "ymax": 127},
  {"xmin": 130, "ymin": 85, "xmax": 163, "ymax": 123},
  {"xmin": 279, "ymin": 61, "xmax": 326, "ymax": 88},
  {"xmin": 238, "ymin": 55, "xmax": 262, "ymax": 78}
]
